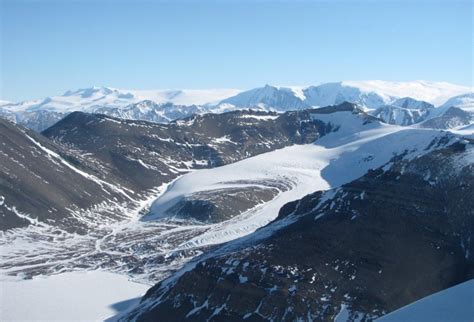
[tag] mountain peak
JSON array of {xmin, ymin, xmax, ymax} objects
[
  {"xmin": 63, "ymin": 86, "xmax": 113, "ymax": 97},
  {"xmin": 391, "ymin": 97, "xmax": 434, "ymax": 109}
]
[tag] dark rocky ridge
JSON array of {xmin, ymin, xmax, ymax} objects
[
  {"xmin": 124, "ymin": 138, "xmax": 474, "ymax": 321},
  {"xmin": 41, "ymin": 108, "xmax": 331, "ymax": 197},
  {"xmin": 2, "ymin": 103, "xmax": 368, "ymax": 231}
]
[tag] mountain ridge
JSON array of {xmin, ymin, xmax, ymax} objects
[{"xmin": 1, "ymin": 81, "xmax": 472, "ymax": 131}]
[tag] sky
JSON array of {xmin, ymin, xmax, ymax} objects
[{"xmin": 1, "ymin": 0, "xmax": 472, "ymax": 102}]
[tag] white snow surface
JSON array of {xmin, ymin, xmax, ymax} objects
[
  {"xmin": 0, "ymin": 270, "xmax": 150, "ymax": 321},
  {"xmin": 376, "ymin": 279, "xmax": 474, "ymax": 322},
  {"xmin": 147, "ymin": 111, "xmax": 447, "ymax": 249}
]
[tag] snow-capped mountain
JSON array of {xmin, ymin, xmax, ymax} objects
[
  {"xmin": 302, "ymin": 82, "xmax": 387, "ymax": 109},
  {"xmin": 0, "ymin": 87, "xmax": 240, "ymax": 131},
  {"xmin": 371, "ymin": 98, "xmax": 434, "ymax": 126},
  {"xmin": 374, "ymin": 94, "xmax": 474, "ymax": 127},
  {"xmin": 369, "ymin": 97, "xmax": 436, "ymax": 126},
  {"xmin": 390, "ymin": 97, "xmax": 434, "ymax": 110},
  {"xmin": 217, "ymin": 80, "xmax": 471, "ymax": 111},
  {"xmin": 215, "ymin": 81, "xmax": 472, "ymax": 127},
  {"xmin": 1, "ymin": 81, "xmax": 471, "ymax": 132},
  {"xmin": 218, "ymin": 84, "xmax": 309, "ymax": 111},
  {"xmin": 2, "ymin": 86, "xmax": 240, "ymax": 113}
]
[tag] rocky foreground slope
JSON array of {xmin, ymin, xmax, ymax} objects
[{"xmin": 122, "ymin": 137, "xmax": 474, "ymax": 321}]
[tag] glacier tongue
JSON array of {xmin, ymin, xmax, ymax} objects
[{"xmin": 146, "ymin": 111, "xmax": 446, "ymax": 250}]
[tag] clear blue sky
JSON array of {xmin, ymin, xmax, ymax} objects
[{"xmin": 1, "ymin": 0, "xmax": 472, "ymax": 101}]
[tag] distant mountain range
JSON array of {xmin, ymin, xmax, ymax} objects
[{"xmin": 1, "ymin": 81, "xmax": 472, "ymax": 131}]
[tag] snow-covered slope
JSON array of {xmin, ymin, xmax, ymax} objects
[{"xmin": 376, "ymin": 279, "xmax": 474, "ymax": 322}]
